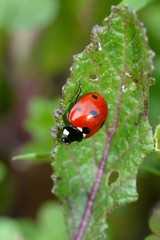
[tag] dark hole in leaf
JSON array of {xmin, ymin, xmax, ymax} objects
[
  {"xmin": 108, "ymin": 171, "xmax": 119, "ymax": 185},
  {"xmin": 89, "ymin": 74, "xmax": 98, "ymax": 81}
]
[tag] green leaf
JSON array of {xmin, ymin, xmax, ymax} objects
[
  {"xmin": 18, "ymin": 219, "xmax": 37, "ymax": 240},
  {"xmin": 0, "ymin": 202, "xmax": 69, "ymax": 240},
  {"xmin": 145, "ymin": 235, "xmax": 160, "ymax": 240},
  {"xmin": 145, "ymin": 208, "xmax": 160, "ymax": 240},
  {"xmin": 0, "ymin": 218, "xmax": 24, "ymax": 240},
  {"xmin": 139, "ymin": 152, "xmax": 160, "ymax": 177},
  {"xmin": 0, "ymin": 0, "xmax": 59, "ymax": 30},
  {"xmin": 0, "ymin": 161, "xmax": 7, "ymax": 182},
  {"xmin": 141, "ymin": 165, "xmax": 160, "ymax": 176},
  {"xmin": 119, "ymin": 0, "xmax": 155, "ymax": 11},
  {"xmin": 149, "ymin": 208, "xmax": 160, "ymax": 236},
  {"xmin": 154, "ymin": 124, "xmax": 160, "ymax": 159},
  {"xmin": 36, "ymin": 202, "xmax": 69, "ymax": 240},
  {"xmin": 12, "ymin": 151, "xmax": 51, "ymax": 161},
  {"xmin": 52, "ymin": 6, "xmax": 154, "ymax": 240}
]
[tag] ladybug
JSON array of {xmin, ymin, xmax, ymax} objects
[{"xmin": 60, "ymin": 92, "xmax": 108, "ymax": 144}]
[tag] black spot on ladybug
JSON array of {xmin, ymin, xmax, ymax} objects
[
  {"xmin": 82, "ymin": 127, "xmax": 90, "ymax": 134},
  {"xmin": 91, "ymin": 94, "xmax": 98, "ymax": 99},
  {"xmin": 100, "ymin": 121, "xmax": 104, "ymax": 128},
  {"xmin": 77, "ymin": 107, "xmax": 82, "ymax": 112},
  {"xmin": 90, "ymin": 110, "xmax": 98, "ymax": 118}
]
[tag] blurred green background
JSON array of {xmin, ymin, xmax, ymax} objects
[{"xmin": 0, "ymin": 0, "xmax": 160, "ymax": 239}]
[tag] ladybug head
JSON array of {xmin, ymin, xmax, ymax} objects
[{"xmin": 60, "ymin": 126, "xmax": 83, "ymax": 144}]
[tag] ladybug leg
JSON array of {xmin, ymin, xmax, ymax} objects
[
  {"xmin": 74, "ymin": 81, "xmax": 82, "ymax": 104},
  {"xmin": 63, "ymin": 111, "xmax": 70, "ymax": 125},
  {"xmin": 55, "ymin": 82, "xmax": 82, "ymax": 127},
  {"xmin": 63, "ymin": 82, "xmax": 82, "ymax": 124}
]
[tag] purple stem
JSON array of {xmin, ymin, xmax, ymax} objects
[{"xmin": 74, "ymin": 72, "xmax": 124, "ymax": 240}]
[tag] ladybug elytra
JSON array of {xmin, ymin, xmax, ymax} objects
[{"xmin": 60, "ymin": 92, "xmax": 108, "ymax": 144}]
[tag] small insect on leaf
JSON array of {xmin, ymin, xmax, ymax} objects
[{"xmin": 60, "ymin": 92, "xmax": 108, "ymax": 144}]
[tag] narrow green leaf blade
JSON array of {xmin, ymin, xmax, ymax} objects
[
  {"xmin": 12, "ymin": 152, "xmax": 51, "ymax": 161},
  {"xmin": 119, "ymin": 0, "xmax": 155, "ymax": 11},
  {"xmin": 52, "ymin": 6, "xmax": 154, "ymax": 240},
  {"xmin": 154, "ymin": 124, "xmax": 160, "ymax": 159}
]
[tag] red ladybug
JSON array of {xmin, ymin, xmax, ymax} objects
[{"xmin": 61, "ymin": 92, "xmax": 108, "ymax": 144}]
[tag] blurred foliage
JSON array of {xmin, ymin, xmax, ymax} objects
[
  {"xmin": 119, "ymin": 0, "xmax": 155, "ymax": 11},
  {"xmin": 0, "ymin": 202, "xmax": 69, "ymax": 240},
  {"xmin": 139, "ymin": 2, "xmax": 160, "ymax": 128},
  {"xmin": 154, "ymin": 124, "xmax": 160, "ymax": 159},
  {"xmin": 0, "ymin": 0, "xmax": 160, "ymax": 240},
  {"xmin": 0, "ymin": 162, "xmax": 7, "ymax": 183},
  {"xmin": 140, "ymin": 159, "xmax": 160, "ymax": 177},
  {"xmin": 0, "ymin": 0, "xmax": 59, "ymax": 30},
  {"xmin": 33, "ymin": 0, "xmax": 120, "ymax": 74},
  {"xmin": 13, "ymin": 97, "xmax": 58, "ymax": 162},
  {"xmin": 0, "ymin": 70, "xmax": 14, "ymax": 114},
  {"xmin": 145, "ymin": 207, "xmax": 160, "ymax": 240}
]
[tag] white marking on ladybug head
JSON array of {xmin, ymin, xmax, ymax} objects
[
  {"xmin": 63, "ymin": 128, "xmax": 69, "ymax": 136},
  {"xmin": 83, "ymin": 133, "xmax": 87, "ymax": 138},
  {"xmin": 77, "ymin": 127, "xmax": 83, "ymax": 132}
]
